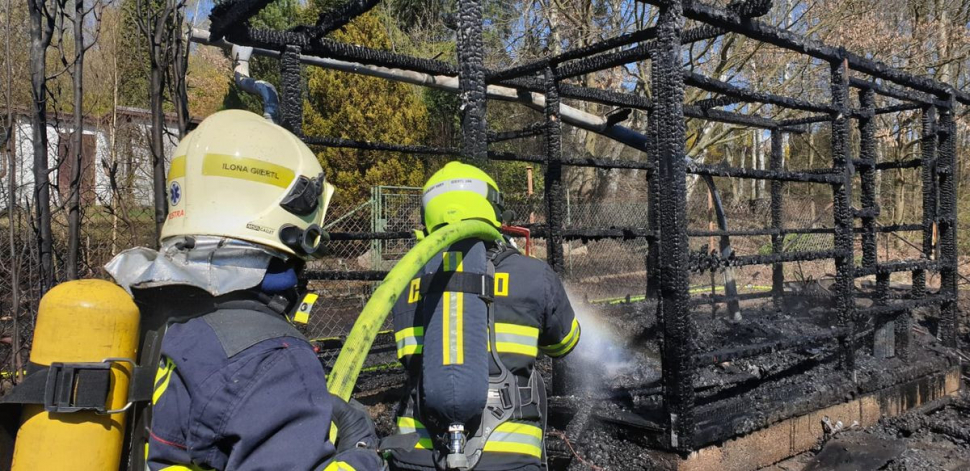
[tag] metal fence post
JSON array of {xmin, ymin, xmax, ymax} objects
[
  {"xmin": 653, "ymin": 0, "xmax": 694, "ymax": 452},
  {"xmin": 371, "ymin": 186, "xmax": 382, "ymax": 270}
]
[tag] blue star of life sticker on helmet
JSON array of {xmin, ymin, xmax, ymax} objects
[{"xmin": 169, "ymin": 181, "xmax": 181, "ymax": 206}]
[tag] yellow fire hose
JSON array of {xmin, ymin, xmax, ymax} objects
[{"xmin": 327, "ymin": 219, "xmax": 502, "ymax": 401}]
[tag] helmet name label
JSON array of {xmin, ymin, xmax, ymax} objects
[{"xmin": 202, "ymin": 154, "xmax": 296, "ymax": 189}]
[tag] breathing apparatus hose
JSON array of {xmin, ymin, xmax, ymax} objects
[{"xmin": 327, "ymin": 220, "xmax": 502, "ymax": 401}]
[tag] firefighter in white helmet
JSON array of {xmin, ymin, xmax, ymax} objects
[{"xmin": 105, "ymin": 109, "xmax": 382, "ymax": 471}]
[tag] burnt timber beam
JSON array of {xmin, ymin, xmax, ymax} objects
[{"xmin": 637, "ymin": 0, "xmax": 970, "ymax": 105}]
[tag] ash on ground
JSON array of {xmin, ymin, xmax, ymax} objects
[
  {"xmin": 336, "ymin": 289, "xmax": 969, "ymax": 471},
  {"xmin": 766, "ymin": 390, "xmax": 970, "ymax": 471}
]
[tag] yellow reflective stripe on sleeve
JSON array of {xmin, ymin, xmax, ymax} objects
[
  {"xmin": 483, "ymin": 422, "xmax": 543, "ymax": 458},
  {"xmin": 494, "ymin": 323, "xmax": 539, "ymax": 357},
  {"xmin": 495, "ymin": 342, "xmax": 538, "ymax": 357},
  {"xmin": 540, "ymin": 319, "xmax": 581, "ymax": 358},
  {"xmin": 323, "ymin": 461, "xmax": 357, "ymax": 471},
  {"xmin": 396, "ymin": 417, "xmax": 433, "ymax": 449},
  {"xmin": 442, "ymin": 251, "xmax": 464, "ymax": 365},
  {"xmin": 395, "ymin": 326, "xmax": 424, "ymax": 358},
  {"xmin": 495, "ymin": 323, "xmax": 539, "ymax": 338},
  {"xmin": 153, "ymin": 357, "xmax": 176, "ymax": 404}
]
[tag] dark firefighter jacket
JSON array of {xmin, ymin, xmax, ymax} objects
[
  {"xmin": 389, "ymin": 244, "xmax": 581, "ymax": 471},
  {"xmin": 146, "ymin": 295, "xmax": 382, "ymax": 471}
]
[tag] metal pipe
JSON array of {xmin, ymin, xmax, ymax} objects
[{"xmin": 232, "ymin": 45, "xmax": 280, "ymax": 122}]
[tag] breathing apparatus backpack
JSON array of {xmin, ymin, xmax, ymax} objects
[
  {"xmin": 411, "ymin": 239, "xmax": 542, "ymax": 470},
  {"xmin": 0, "ymin": 282, "xmax": 312, "ymax": 471}
]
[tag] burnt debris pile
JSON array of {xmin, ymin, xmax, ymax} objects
[{"xmin": 200, "ymin": 0, "xmax": 967, "ymax": 460}]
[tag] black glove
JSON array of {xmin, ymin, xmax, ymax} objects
[{"xmin": 331, "ymin": 397, "xmax": 379, "ymax": 453}]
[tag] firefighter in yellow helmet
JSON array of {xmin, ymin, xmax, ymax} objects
[
  {"xmin": 388, "ymin": 162, "xmax": 581, "ymax": 471},
  {"xmin": 105, "ymin": 110, "xmax": 382, "ymax": 471}
]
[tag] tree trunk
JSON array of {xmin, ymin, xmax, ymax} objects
[
  {"xmin": 66, "ymin": 0, "xmax": 85, "ymax": 280},
  {"xmin": 5, "ymin": 0, "xmax": 21, "ymax": 381},
  {"xmin": 150, "ymin": 61, "xmax": 166, "ymax": 245},
  {"xmin": 27, "ymin": 0, "xmax": 55, "ymax": 292},
  {"xmin": 172, "ymin": 8, "xmax": 189, "ymax": 137}
]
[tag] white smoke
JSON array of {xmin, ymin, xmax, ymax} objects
[{"xmin": 565, "ymin": 290, "xmax": 635, "ymax": 381}]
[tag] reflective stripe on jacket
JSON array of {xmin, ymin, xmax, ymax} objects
[{"xmin": 389, "ymin": 245, "xmax": 580, "ymax": 471}]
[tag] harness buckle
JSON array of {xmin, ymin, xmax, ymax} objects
[{"xmin": 44, "ymin": 357, "xmax": 137, "ymax": 415}]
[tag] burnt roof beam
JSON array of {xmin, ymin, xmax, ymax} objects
[
  {"xmin": 684, "ymin": 105, "xmax": 804, "ymax": 133},
  {"xmin": 777, "ymin": 103, "xmax": 924, "ymax": 127},
  {"xmin": 685, "ymin": 72, "xmax": 834, "ymax": 114},
  {"xmin": 638, "ymin": 0, "xmax": 970, "ymax": 105},
  {"xmin": 308, "ymin": 0, "xmax": 381, "ymax": 39},
  {"xmin": 556, "ymin": 44, "xmax": 653, "ymax": 80},
  {"xmin": 208, "ymin": 0, "xmax": 276, "ymax": 40},
  {"xmin": 488, "ymin": 27, "xmax": 658, "ymax": 83},
  {"xmin": 225, "ymin": 27, "xmax": 458, "ymax": 76},
  {"xmin": 489, "ymin": 22, "xmax": 745, "ymax": 84},
  {"xmin": 849, "ymin": 78, "xmax": 946, "ymax": 108}
]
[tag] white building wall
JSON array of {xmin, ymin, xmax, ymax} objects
[{"xmin": 2, "ymin": 114, "xmax": 183, "ymax": 211}]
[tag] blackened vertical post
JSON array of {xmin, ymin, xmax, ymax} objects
[
  {"xmin": 543, "ymin": 66, "xmax": 565, "ymax": 273},
  {"xmin": 914, "ymin": 106, "xmax": 937, "ymax": 299},
  {"xmin": 937, "ymin": 97, "xmax": 958, "ymax": 347},
  {"xmin": 873, "ymin": 272, "xmax": 895, "ymax": 358},
  {"xmin": 544, "ymin": 66, "xmax": 571, "ymax": 396},
  {"xmin": 456, "ymin": 0, "xmax": 488, "ymax": 163},
  {"xmin": 653, "ymin": 1, "xmax": 694, "ymax": 452},
  {"xmin": 859, "ymin": 88, "xmax": 895, "ymax": 357},
  {"xmin": 858, "ymin": 89, "xmax": 877, "ymax": 270},
  {"xmin": 279, "ymin": 45, "xmax": 303, "ymax": 136},
  {"xmin": 830, "ymin": 58, "xmax": 856, "ymax": 374},
  {"xmin": 770, "ymin": 130, "xmax": 784, "ymax": 307},
  {"xmin": 646, "ymin": 102, "xmax": 660, "ymax": 299}
]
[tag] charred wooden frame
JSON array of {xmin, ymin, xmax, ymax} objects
[{"xmin": 202, "ymin": 0, "xmax": 965, "ymax": 454}]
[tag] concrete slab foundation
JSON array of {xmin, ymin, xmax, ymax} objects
[{"xmin": 650, "ymin": 365, "xmax": 962, "ymax": 471}]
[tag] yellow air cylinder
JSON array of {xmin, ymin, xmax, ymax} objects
[{"xmin": 11, "ymin": 279, "xmax": 140, "ymax": 470}]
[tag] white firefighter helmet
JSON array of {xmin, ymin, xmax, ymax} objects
[{"xmin": 161, "ymin": 109, "xmax": 335, "ymax": 259}]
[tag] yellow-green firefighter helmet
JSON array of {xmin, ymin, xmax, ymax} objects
[
  {"xmin": 161, "ymin": 109, "xmax": 335, "ymax": 259},
  {"xmin": 422, "ymin": 161, "xmax": 504, "ymax": 233}
]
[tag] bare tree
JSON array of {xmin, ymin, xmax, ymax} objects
[
  {"xmin": 65, "ymin": 0, "xmax": 104, "ymax": 280},
  {"xmin": 133, "ymin": 0, "xmax": 186, "ymax": 245},
  {"xmin": 27, "ymin": 0, "xmax": 65, "ymax": 292},
  {"xmin": 4, "ymin": 0, "xmax": 21, "ymax": 382}
]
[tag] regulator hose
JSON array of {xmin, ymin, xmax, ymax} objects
[{"xmin": 327, "ymin": 220, "xmax": 502, "ymax": 401}]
